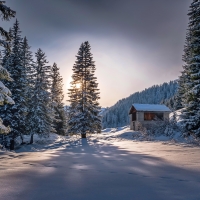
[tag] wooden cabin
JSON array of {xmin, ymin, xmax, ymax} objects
[{"xmin": 129, "ymin": 104, "xmax": 171, "ymax": 131}]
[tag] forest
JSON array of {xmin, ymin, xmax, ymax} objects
[
  {"xmin": 1, "ymin": 1, "xmax": 200, "ymax": 199},
  {"xmin": 1, "ymin": 0, "xmax": 200, "ymax": 152}
]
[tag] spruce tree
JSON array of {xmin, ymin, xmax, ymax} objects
[
  {"xmin": 1, "ymin": 20, "xmax": 28, "ymax": 148},
  {"xmin": 0, "ymin": 1, "xmax": 15, "ymax": 50},
  {"xmin": 28, "ymin": 49, "xmax": 53, "ymax": 143},
  {"xmin": 0, "ymin": 53, "xmax": 14, "ymax": 134},
  {"xmin": 0, "ymin": 1, "xmax": 15, "ymax": 135},
  {"xmin": 21, "ymin": 37, "xmax": 35, "ymax": 141},
  {"xmin": 174, "ymin": 72, "xmax": 185, "ymax": 111},
  {"xmin": 180, "ymin": 0, "xmax": 200, "ymax": 136},
  {"xmin": 51, "ymin": 62, "xmax": 67, "ymax": 135},
  {"xmin": 67, "ymin": 41, "xmax": 101, "ymax": 138}
]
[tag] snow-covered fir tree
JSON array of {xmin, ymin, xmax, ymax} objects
[
  {"xmin": 51, "ymin": 62, "xmax": 67, "ymax": 135},
  {"xmin": 174, "ymin": 72, "xmax": 185, "ymax": 110},
  {"xmin": 1, "ymin": 20, "xmax": 28, "ymax": 148},
  {"xmin": 0, "ymin": 1, "xmax": 15, "ymax": 135},
  {"xmin": 180, "ymin": 0, "xmax": 200, "ymax": 137},
  {"xmin": 0, "ymin": 53, "xmax": 14, "ymax": 134},
  {"xmin": 67, "ymin": 41, "xmax": 101, "ymax": 138},
  {"xmin": 174, "ymin": 30, "xmax": 193, "ymax": 112},
  {"xmin": 21, "ymin": 37, "xmax": 35, "ymax": 142},
  {"xmin": 0, "ymin": 1, "xmax": 15, "ymax": 50},
  {"xmin": 28, "ymin": 49, "xmax": 54, "ymax": 143}
]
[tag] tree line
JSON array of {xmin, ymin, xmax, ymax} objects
[
  {"xmin": 0, "ymin": 2, "xmax": 101, "ymax": 149},
  {"xmin": 1, "ymin": 0, "xmax": 200, "ymax": 148},
  {"xmin": 174, "ymin": 0, "xmax": 200, "ymax": 137},
  {"xmin": 0, "ymin": 18, "xmax": 67, "ymax": 149}
]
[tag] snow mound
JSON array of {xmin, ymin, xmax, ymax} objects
[{"xmin": 1, "ymin": 123, "xmax": 200, "ymax": 154}]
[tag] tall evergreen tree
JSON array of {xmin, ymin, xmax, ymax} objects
[
  {"xmin": 51, "ymin": 62, "xmax": 67, "ymax": 135},
  {"xmin": 28, "ymin": 49, "xmax": 53, "ymax": 143},
  {"xmin": 0, "ymin": 1, "xmax": 15, "ymax": 135},
  {"xmin": 21, "ymin": 37, "xmax": 35, "ymax": 141},
  {"xmin": 0, "ymin": 53, "xmax": 14, "ymax": 134},
  {"xmin": 180, "ymin": 0, "xmax": 200, "ymax": 136},
  {"xmin": 67, "ymin": 41, "xmax": 101, "ymax": 138},
  {"xmin": 0, "ymin": 1, "xmax": 15, "ymax": 50},
  {"xmin": 1, "ymin": 20, "xmax": 28, "ymax": 148},
  {"xmin": 174, "ymin": 72, "xmax": 185, "ymax": 111}
]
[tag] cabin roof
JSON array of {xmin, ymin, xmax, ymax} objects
[{"xmin": 132, "ymin": 103, "xmax": 171, "ymax": 112}]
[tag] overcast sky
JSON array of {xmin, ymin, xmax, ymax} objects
[{"xmin": 3, "ymin": 0, "xmax": 192, "ymax": 107}]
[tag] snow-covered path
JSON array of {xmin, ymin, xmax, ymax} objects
[{"xmin": 0, "ymin": 133, "xmax": 200, "ymax": 200}]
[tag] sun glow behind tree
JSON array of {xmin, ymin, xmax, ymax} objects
[
  {"xmin": 75, "ymin": 82, "xmax": 81, "ymax": 89},
  {"xmin": 67, "ymin": 41, "xmax": 101, "ymax": 138}
]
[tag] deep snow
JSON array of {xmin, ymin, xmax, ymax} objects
[{"xmin": 0, "ymin": 128, "xmax": 200, "ymax": 200}]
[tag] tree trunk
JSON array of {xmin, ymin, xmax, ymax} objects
[
  {"xmin": 81, "ymin": 133, "xmax": 86, "ymax": 138},
  {"xmin": 10, "ymin": 139, "xmax": 14, "ymax": 150},
  {"xmin": 20, "ymin": 134, "xmax": 25, "ymax": 145},
  {"xmin": 30, "ymin": 134, "xmax": 34, "ymax": 144}
]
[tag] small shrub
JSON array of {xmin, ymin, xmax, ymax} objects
[{"xmin": 138, "ymin": 114, "xmax": 181, "ymax": 137}]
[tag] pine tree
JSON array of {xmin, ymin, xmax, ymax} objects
[
  {"xmin": 1, "ymin": 20, "xmax": 28, "ymax": 149},
  {"xmin": 67, "ymin": 41, "xmax": 101, "ymax": 138},
  {"xmin": 0, "ymin": 1, "xmax": 15, "ymax": 135},
  {"xmin": 174, "ymin": 73, "xmax": 185, "ymax": 111},
  {"xmin": 51, "ymin": 62, "xmax": 67, "ymax": 135},
  {"xmin": 21, "ymin": 37, "xmax": 35, "ymax": 141},
  {"xmin": 0, "ymin": 53, "xmax": 14, "ymax": 134},
  {"xmin": 28, "ymin": 49, "xmax": 53, "ymax": 143},
  {"xmin": 0, "ymin": 1, "xmax": 15, "ymax": 50},
  {"xmin": 180, "ymin": 0, "xmax": 200, "ymax": 137}
]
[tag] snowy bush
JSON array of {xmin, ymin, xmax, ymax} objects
[{"xmin": 138, "ymin": 114, "xmax": 181, "ymax": 138}]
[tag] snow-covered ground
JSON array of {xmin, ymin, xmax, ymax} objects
[{"xmin": 1, "ymin": 128, "xmax": 200, "ymax": 200}]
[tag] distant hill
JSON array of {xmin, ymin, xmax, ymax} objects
[
  {"xmin": 99, "ymin": 107, "xmax": 109, "ymax": 116},
  {"xmin": 102, "ymin": 80, "xmax": 178, "ymax": 128}
]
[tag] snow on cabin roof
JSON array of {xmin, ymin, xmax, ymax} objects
[{"xmin": 132, "ymin": 104, "xmax": 171, "ymax": 112}]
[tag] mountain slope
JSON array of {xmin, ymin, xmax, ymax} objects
[{"xmin": 102, "ymin": 80, "xmax": 177, "ymax": 128}]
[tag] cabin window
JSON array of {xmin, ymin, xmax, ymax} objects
[{"xmin": 144, "ymin": 112, "xmax": 163, "ymax": 121}]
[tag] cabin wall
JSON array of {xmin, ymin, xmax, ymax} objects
[
  {"xmin": 130, "ymin": 112, "xmax": 144, "ymax": 131},
  {"xmin": 130, "ymin": 115, "xmax": 133, "ymax": 130},
  {"xmin": 137, "ymin": 112, "xmax": 144, "ymax": 121},
  {"xmin": 164, "ymin": 112, "xmax": 170, "ymax": 120},
  {"xmin": 130, "ymin": 111, "xmax": 171, "ymax": 131}
]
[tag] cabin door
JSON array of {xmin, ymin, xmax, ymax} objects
[
  {"xmin": 132, "ymin": 113, "xmax": 136, "ymax": 121},
  {"xmin": 132, "ymin": 121, "xmax": 135, "ymax": 131}
]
